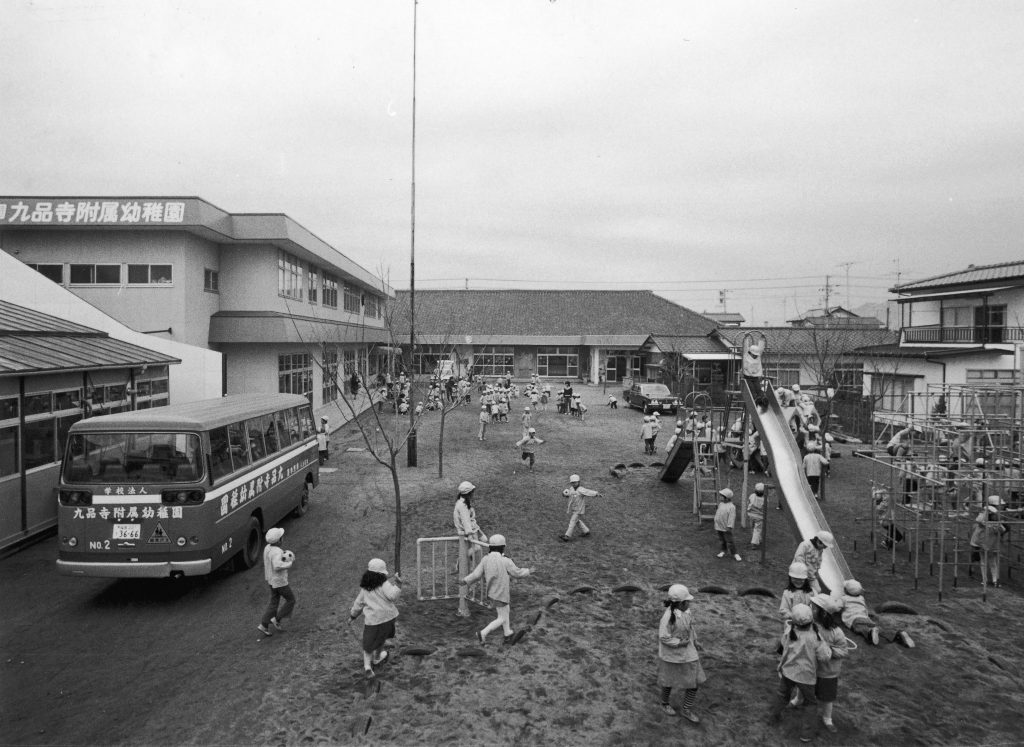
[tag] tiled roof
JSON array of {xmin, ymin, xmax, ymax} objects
[
  {"xmin": 392, "ymin": 290, "xmax": 718, "ymax": 339},
  {"xmin": 651, "ymin": 335, "xmax": 732, "ymax": 355},
  {"xmin": 0, "ymin": 300, "xmax": 179, "ymax": 375},
  {"xmin": 890, "ymin": 260, "xmax": 1024, "ymax": 292},
  {"xmin": 717, "ymin": 327, "xmax": 898, "ymax": 356}
]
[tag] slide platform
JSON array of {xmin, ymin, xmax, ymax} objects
[{"xmin": 741, "ymin": 381, "xmax": 852, "ymax": 593}]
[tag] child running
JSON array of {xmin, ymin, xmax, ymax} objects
[
  {"xmin": 657, "ymin": 584, "xmax": 705, "ymax": 723},
  {"xmin": 560, "ymin": 474, "xmax": 600, "ymax": 541},
  {"xmin": 810, "ymin": 593, "xmax": 851, "ymax": 734},
  {"xmin": 349, "ymin": 558, "xmax": 402, "ymax": 678},
  {"xmin": 514, "ymin": 427, "xmax": 545, "ymax": 471},
  {"xmin": 461, "ymin": 533, "xmax": 534, "ymax": 644},
  {"xmin": 769, "ymin": 603, "xmax": 832, "ymax": 742}
]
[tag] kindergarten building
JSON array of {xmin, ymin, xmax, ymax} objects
[
  {"xmin": 390, "ymin": 289, "xmax": 732, "ymax": 390},
  {"xmin": 0, "ymin": 196, "xmax": 393, "ymax": 421}
]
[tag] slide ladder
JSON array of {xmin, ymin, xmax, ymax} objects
[{"xmin": 741, "ymin": 380, "xmax": 852, "ymax": 593}]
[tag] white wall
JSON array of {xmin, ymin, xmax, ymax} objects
[{"xmin": 0, "ymin": 252, "xmax": 222, "ymax": 403}]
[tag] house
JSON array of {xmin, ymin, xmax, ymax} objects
[
  {"xmin": 702, "ymin": 311, "xmax": 745, "ymax": 327},
  {"xmin": 889, "ymin": 260, "xmax": 1023, "ymax": 386},
  {"xmin": 388, "ymin": 289, "xmax": 729, "ymax": 390},
  {"xmin": 0, "ymin": 300, "xmax": 180, "ymax": 551},
  {"xmin": 0, "ymin": 196, "xmax": 393, "ymax": 422},
  {"xmin": 786, "ymin": 306, "xmax": 885, "ymax": 329}
]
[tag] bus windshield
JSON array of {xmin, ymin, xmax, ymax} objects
[{"xmin": 63, "ymin": 432, "xmax": 203, "ymax": 484}]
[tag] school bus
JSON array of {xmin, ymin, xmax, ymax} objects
[{"xmin": 56, "ymin": 394, "xmax": 319, "ymax": 578}]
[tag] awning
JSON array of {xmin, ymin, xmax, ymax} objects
[
  {"xmin": 682, "ymin": 352, "xmax": 738, "ymax": 361},
  {"xmin": 895, "ymin": 286, "xmax": 1014, "ymax": 303}
]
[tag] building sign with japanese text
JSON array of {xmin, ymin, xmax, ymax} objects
[{"xmin": 0, "ymin": 199, "xmax": 188, "ymax": 226}]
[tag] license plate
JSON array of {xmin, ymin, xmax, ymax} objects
[{"xmin": 113, "ymin": 524, "xmax": 141, "ymax": 540}]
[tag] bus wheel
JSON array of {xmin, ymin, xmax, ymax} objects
[
  {"xmin": 292, "ymin": 483, "xmax": 310, "ymax": 517},
  {"xmin": 236, "ymin": 516, "xmax": 262, "ymax": 571}
]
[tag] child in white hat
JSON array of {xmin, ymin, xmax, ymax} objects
[
  {"xmin": 453, "ymin": 481, "xmax": 487, "ymax": 569},
  {"xmin": 461, "ymin": 534, "xmax": 533, "ymax": 644},
  {"xmin": 793, "ymin": 531, "xmax": 834, "ymax": 593},
  {"xmin": 970, "ymin": 496, "xmax": 1009, "ymax": 587},
  {"xmin": 769, "ymin": 603, "xmax": 832, "ymax": 741},
  {"xmin": 560, "ymin": 474, "xmax": 600, "ymax": 541},
  {"xmin": 350, "ymin": 558, "xmax": 403, "ymax": 678},
  {"xmin": 514, "ymin": 428, "xmax": 545, "ymax": 471},
  {"xmin": 258, "ymin": 527, "xmax": 294, "ymax": 636},
  {"xmin": 640, "ymin": 416, "xmax": 656, "ymax": 455},
  {"xmin": 657, "ymin": 584, "xmax": 705, "ymax": 722},
  {"xmin": 714, "ymin": 488, "xmax": 741, "ymax": 561},
  {"xmin": 746, "ymin": 483, "xmax": 766, "ymax": 549},
  {"xmin": 478, "ymin": 405, "xmax": 490, "ymax": 441},
  {"xmin": 840, "ymin": 578, "xmax": 914, "ymax": 648},
  {"xmin": 521, "ymin": 407, "xmax": 532, "ymax": 439},
  {"xmin": 810, "ymin": 594, "xmax": 852, "ymax": 734},
  {"xmin": 779, "ymin": 562, "xmax": 814, "ymax": 625}
]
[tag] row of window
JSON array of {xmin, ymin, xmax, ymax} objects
[
  {"xmin": 208, "ymin": 405, "xmax": 315, "ymax": 482},
  {"xmin": 0, "ymin": 381, "xmax": 170, "ymax": 478},
  {"xmin": 28, "ymin": 263, "xmax": 173, "ymax": 286},
  {"xmin": 276, "ymin": 250, "xmax": 383, "ymax": 317}
]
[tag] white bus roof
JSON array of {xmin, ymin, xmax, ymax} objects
[{"xmin": 70, "ymin": 394, "xmax": 312, "ymax": 432}]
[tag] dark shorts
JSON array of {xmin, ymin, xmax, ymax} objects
[
  {"xmin": 362, "ymin": 618, "xmax": 396, "ymax": 653},
  {"xmin": 815, "ymin": 676, "xmax": 838, "ymax": 702}
]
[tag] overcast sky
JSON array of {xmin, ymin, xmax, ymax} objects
[{"xmin": 2, "ymin": 1, "xmax": 1023, "ymax": 324}]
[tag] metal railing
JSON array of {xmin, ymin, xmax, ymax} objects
[
  {"xmin": 416, "ymin": 535, "xmax": 489, "ymax": 616},
  {"xmin": 902, "ymin": 326, "xmax": 1024, "ymax": 344}
]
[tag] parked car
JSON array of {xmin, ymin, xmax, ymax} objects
[{"xmin": 624, "ymin": 383, "xmax": 681, "ymax": 414}]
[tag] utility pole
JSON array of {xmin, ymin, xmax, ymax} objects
[
  {"xmin": 407, "ymin": 0, "xmax": 418, "ymax": 467},
  {"xmin": 718, "ymin": 289, "xmax": 729, "ymax": 312},
  {"xmin": 838, "ymin": 261, "xmax": 856, "ymax": 308}
]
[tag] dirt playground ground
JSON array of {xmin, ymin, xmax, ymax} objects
[{"xmin": 4, "ymin": 383, "xmax": 1024, "ymax": 746}]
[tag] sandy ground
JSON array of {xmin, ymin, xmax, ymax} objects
[{"xmin": 3, "ymin": 383, "xmax": 1023, "ymax": 746}]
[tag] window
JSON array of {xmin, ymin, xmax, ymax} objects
[
  {"xmin": 308, "ymin": 265, "xmax": 319, "ymax": 304},
  {"xmin": 322, "ymin": 350, "xmax": 339, "ymax": 404},
  {"xmin": 765, "ymin": 362, "xmax": 800, "ymax": 388},
  {"xmin": 343, "ymin": 284, "xmax": 361, "ymax": 313},
  {"xmin": 70, "ymin": 264, "xmax": 121, "ymax": 284},
  {"xmin": 127, "ymin": 264, "xmax": 173, "ymax": 284},
  {"xmin": 279, "ymin": 353, "xmax": 313, "ymax": 401},
  {"xmin": 475, "ymin": 346, "xmax": 516, "ymax": 377},
  {"xmin": 0, "ymin": 397, "xmax": 17, "ymax": 421},
  {"xmin": 322, "ymin": 273, "xmax": 338, "ymax": 309},
  {"xmin": 872, "ymin": 375, "xmax": 916, "ymax": 413},
  {"xmin": 0, "ymin": 426, "xmax": 17, "ymax": 478},
  {"xmin": 941, "ymin": 306, "xmax": 972, "ymax": 328},
  {"xmin": 23, "ymin": 418, "xmax": 56, "ymax": 470},
  {"xmin": 365, "ymin": 294, "xmax": 380, "ymax": 318},
  {"xmin": 278, "ymin": 250, "xmax": 304, "ymax": 300},
  {"xmin": 227, "ymin": 421, "xmax": 251, "ymax": 469},
  {"xmin": 245, "ymin": 416, "xmax": 269, "ymax": 461},
  {"xmin": 204, "ymin": 268, "xmax": 219, "ymax": 292},
  {"xmin": 280, "ymin": 409, "xmax": 299, "ymax": 447},
  {"xmin": 27, "ymin": 263, "xmax": 63, "ymax": 284},
  {"xmin": 209, "ymin": 426, "xmax": 233, "ymax": 481},
  {"xmin": 966, "ymin": 369, "xmax": 1016, "ymax": 385},
  {"xmin": 536, "ymin": 346, "xmax": 577, "ymax": 379}
]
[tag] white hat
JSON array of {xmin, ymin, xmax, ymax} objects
[
  {"xmin": 975, "ymin": 457, "xmax": 986, "ymax": 467},
  {"xmin": 719, "ymin": 488, "xmax": 734, "ymax": 499},
  {"xmin": 674, "ymin": 428, "xmax": 682, "ymax": 434},
  {"xmin": 825, "ymin": 433, "xmax": 835, "ymax": 443},
  {"xmin": 667, "ymin": 584, "xmax": 694, "ymax": 602},
  {"xmin": 528, "ymin": 427, "xmax": 536, "ymax": 433},
  {"xmin": 569, "ymin": 474, "xmax": 580, "ymax": 483},
  {"xmin": 488, "ymin": 533, "xmax": 506, "ymax": 546},
  {"xmin": 457, "ymin": 481, "xmax": 476, "ymax": 495},
  {"xmin": 481, "ymin": 405, "xmax": 488, "ymax": 410},
  {"xmin": 815, "ymin": 530, "xmax": 835, "ymax": 548},
  {"xmin": 791, "ymin": 603, "xmax": 813, "ymax": 625},
  {"xmin": 987, "ymin": 495, "xmax": 1004, "ymax": 506},
  {"xmin": 754, "ymin": 482, "xmax": 765, "ymax": 493},
  {"xmin": 843, "ymin": 579, "xmax": 863, "ymax": 596},
  {"xmin": 643, "ymin": 415, "xmax": 651, "ymax": 422},
  {"xmin": 265, "ymin": 527, "xmax": 284, "ymax": 544},
  {"xmin": 368, "ymin": 558, "xmax": 387, "ymax": 574},
  {"xmin": 524, "ymin": 407, "xmax": 530, "ymax": 411},
  {"xmin": 810, "ymin": 593, "xmax": 841, "ymax": 614},
  {"xmin": 321, "ymin": 416, "xmax": 328, "ymax": 422},
  {"xmin": 788, "ymin": 562, "xmax": 809, "ymax": 579},
  {"xmin": 792, "ymin": 384, "xmax": 801, "ymax": 392}
]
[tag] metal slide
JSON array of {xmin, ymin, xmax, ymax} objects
[
  {"xmin": 741, "ymin": 381, "xmax": 852, "ymax": 593},
  {"xmin": 659, "ymin": 439, "xmax": 696, "ymax": 482}
]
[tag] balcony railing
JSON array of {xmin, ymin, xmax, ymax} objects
[{"xmin": 902, "ymin": 326, "xmax": 1024, "ymax": 344}]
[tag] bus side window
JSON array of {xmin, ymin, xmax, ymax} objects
[
  {"xmin": 246, "ymin": 417, "xmax": 267, "ymax": 461},
  {"xmin": 280, "ymin": 409, "xmax": 298, "ymax": 447},
  {"xmin": 264, "ymin": 414, "xmax": 280, "ymax": 455},
  {"xmin": 209, "ymin": 426, "xmax": 233, "ymax": 481},
  {"xmin": 227, "ymin": 421, "xmax": 251, "ymax": 470},
  {"xmin": 297, "ymin": 406, "xmax": 314, "ymax": 438}
]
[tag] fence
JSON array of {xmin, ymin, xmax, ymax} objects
[{"xmin": 416, "ymin": 535, "xmax": 489, "ymax": 616}]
